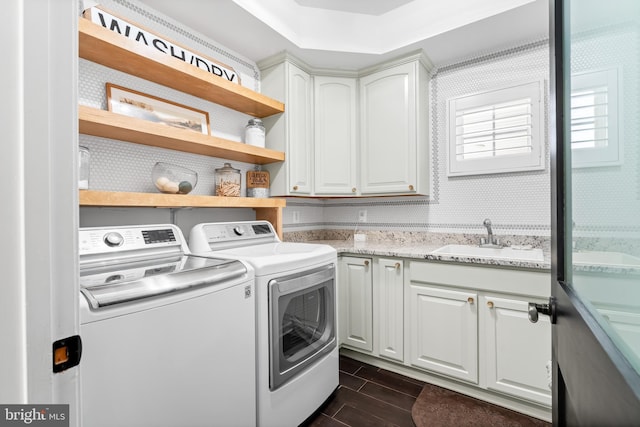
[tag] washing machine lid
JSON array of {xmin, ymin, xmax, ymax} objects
[
  {"xmin": 80, "ymin": 254, "xmax": 247, "ymax": 309},
  {"xmin": 207, "ymin": 242, "xmax": 336, "ymax": 276}
]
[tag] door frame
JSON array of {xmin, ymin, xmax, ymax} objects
[
  {"xmin": 550, "ymin": 0, "xmax": 640, "ymax": 424},
  {"xmin": 0, "ymin": 0, "xmax": 80, "ymax": 422}
]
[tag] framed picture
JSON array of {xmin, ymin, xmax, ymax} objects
[{"xmin": 106, "ymin": 83, "xmax": 210, "ymax": 135}]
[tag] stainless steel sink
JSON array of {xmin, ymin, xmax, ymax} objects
[
  {"xmin": 573, "ymin": 251, "xmax": 640, "ymax": 268},
  {"xmin": 432, "ymin": 244, "xmax": 544, "ymax": 262}
]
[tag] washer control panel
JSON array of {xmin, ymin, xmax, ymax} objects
[{"xmin": 79, "ymin": 225, "xmax": 182, "ymax": 256}]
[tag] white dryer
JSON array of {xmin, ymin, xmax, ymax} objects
[{"xmin": 189, "ymin": 221, "xmax": 339, "ymax": 427}]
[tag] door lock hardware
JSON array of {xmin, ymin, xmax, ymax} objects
[
  {"xmin": 53, "ymin": 335, "xmax": 82, "ymax": 373},
  {"xmin": 528, "ymin": 297, "xmax": 557, "ymax": 324}
]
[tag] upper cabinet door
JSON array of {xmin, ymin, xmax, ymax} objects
[
  {"xmin": 314, "ymin": 76, "xmax": 358, "ymax": 195},
  {"xmin": 286, "ymin": 63, "xmax": 313, "ymax": 195},
  {"xmin": 261, "ymin": 60, "xmax": 313, "ymax": 196},
  {"xmin": 359, "ymin": 61, "xmax": 429, "ymax": 196}
]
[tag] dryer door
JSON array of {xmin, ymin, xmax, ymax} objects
[{"xmin": 268, "ymin": 264, "xmax": 336, "ymax": 390}]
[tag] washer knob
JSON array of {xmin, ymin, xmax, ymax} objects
[
  {"xmin": 233, "ymin": 226, "xmax": 245, "ymax": 236},
  {"xmin": 104, "ymin": 232, "xmax": 124, "ymax": 247}
]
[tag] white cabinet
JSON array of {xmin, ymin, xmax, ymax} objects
[
  {"xmin": 359, "ymin": 57, "xmax": 430, "ymax": 195},
  {"xmin": 338, "ymin": 256, "xmax": 373, "ymax": 352},
  {"xmin": 260, "ymin": 51, "xmax": 432, "ymax": 197},
  {"xmin": 261, "ymin": 59, "xmax": 313, "ymax": 196},
  {"xmin": 408, "ymin": 284, "xmax": 478, "ymax": 383},
  {"xmin": 375, "ymin": 258, "xmax": 404, "ymax": 362},
  {"xmin": 337, "ymin": 256, "xmax": 552, "ymax": 416},
  {"xmin": 480, "ymin": 294, "xmax": 552, "ymax": 406},
  {"xmin": 314, "ymin": 76, "xmax": 358, "ymax": 195},
  {"xmin": 405, "ymin": 260, "xmax": 551, "ymax": 407}
]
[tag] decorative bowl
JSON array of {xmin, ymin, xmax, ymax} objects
[{"xmin": 152, "ymin": 162, "xmax": 198, "ymax": 194}]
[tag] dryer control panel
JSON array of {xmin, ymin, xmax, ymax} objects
[{"xmin": 189, "ymin": 221, "xmax": 278, "ymax": 252}]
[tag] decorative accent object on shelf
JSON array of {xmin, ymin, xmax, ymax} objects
[
  {"xmin": 107, "ymin": 83, "xmax": 210, "ymax": 135},
  {"xmin": 215, "ymin": 163, "xmax": 241, "ymax": 197},
  {"xmin": 83, "ymin": 6, "xmax": 241, "ymax": 86},
  {"xmin": 152, "ymin": 162, "xmax": 198, "ymax": 194},
  {"xmin": 245, "ymin": 118, "xmax": 266, "ymax": 147},
  {"xmin": 79, "ymin": 146, "xmax": 90, "ymax": 190},
  {"xmin": 247, "ymin": 166, "xmax": 270, "ymax": 198}
]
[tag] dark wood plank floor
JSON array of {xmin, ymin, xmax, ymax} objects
[
  {"xmin": 302, "ymin": 355, "xmax": 424, "ymax": 427},
  {"xmin": 301, "ymin": 355, "xmax": 549, "ymax": 427}
]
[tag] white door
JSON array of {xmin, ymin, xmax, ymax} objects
[
  {"xmin": 480, "ymin": 294, "xmax": 552, "ymax": 406},
  {"xmin": 314, "ymin": 76, "xmax": 358, "ymax": 195},
  {"xmin": 376, "ymin": 259, "xmax": 404, "ymax": 362},
  {"xmin": 409, "ymin": 284, "xmax": 478, "ymax": 383},
  {"xmin": 339, "ymin": 257, "xmax": 373, "ymax": 352},
  {"xmin": 360, "ymin": 62, "xmax": 417, "ymax": 195}
]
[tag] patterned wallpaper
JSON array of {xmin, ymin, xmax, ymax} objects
[
  {"xmin": 78, "ymin": 0, "xmax": 264, "ymax": 233},
  {"xmin": 286, "ymin": 41, "xmax": 552, "ymax": 238},
  {"xmin": 570, "ymin": 24, "xmax": 640, "ymax": 243},
  {"xmin": 80, "ymin": 0, "xmax": 639, "ymax": 247}
]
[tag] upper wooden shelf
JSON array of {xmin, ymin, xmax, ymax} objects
[
  {"xmin": 78, "ymin": 18, "xmax": 285, "ymax": 118},
  {"xmin": 79, "ymin": 190, "xmax": 286, "ymax": 209},
  {"xmin": 79, "ymin": 105, "xmax": 285, "ymax": 164}
]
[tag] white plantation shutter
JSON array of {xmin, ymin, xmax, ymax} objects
[
  {"xmin": 447, "ymin": 81, "xmax": 544, "ymax": 176},
  {"xmin": 571, "ymin": 68, "xmax": 621, "ymax": 167}
]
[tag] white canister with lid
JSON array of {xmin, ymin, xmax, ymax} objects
[{"xmin": 245, "ymin": 118, "xmax": 265, "ymax": 147}]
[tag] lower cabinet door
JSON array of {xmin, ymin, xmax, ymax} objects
[
  {"xmin": 339, "ymin": 256, "xmax": 373, "ymax": 352},
  {"xmin": 480, "ymin": 294, "xmax": 552, "ymax": 406},
  {"xmin": 409, "ymin": 284, "xmax": 478, "ymax": 383},
  {"xmin": 377, "ymin": 258, "xmax": 404, "ymax": 362}
]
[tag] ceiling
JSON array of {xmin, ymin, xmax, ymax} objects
[{"xmin": 136, "ymin": 0, "xmax": 549, "ymax": 70}]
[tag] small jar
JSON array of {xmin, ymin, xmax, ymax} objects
[
  {"xmin": 78, "ymin": 146, "xmax": 90, "ymax": 190},
  {"xmin": 245, "ymin": 118, "xmax": 265, "ymax": 148},
  {"xmin": 214, "ymin": 163, "xmax": 241, "ymax": 197},
  {"xmin": 246, "ymin": 165, "xmax": 270, "ymax": 198}
]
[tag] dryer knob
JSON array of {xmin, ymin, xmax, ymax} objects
[
  {"xmin": 233, "ymin": 226, "xmax": 245, "ymax": 236},
  {"xmin": 104, "ymin": 232, "xmax": 124, "ymax": 247}
]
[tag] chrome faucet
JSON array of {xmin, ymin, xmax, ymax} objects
[{"xmin": 479, "ymin": 218, "xmax": 502, "ymax": 248}]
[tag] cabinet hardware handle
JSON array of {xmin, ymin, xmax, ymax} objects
[
  {"xmin": 292, "ymin": 185, "xmax": 299, "ymax": 191},
  {"xmin": 394, "ymin": 262, "xmax": 401, "ymax": 270},
  {"xmin": 409, "ymin": 184, "xmax": 414, "ymax": 191},
  {"xmin": 487, "ymin": 301, "xmax": 494, "ymax": 308},
  {"xmin": 467, "ymin": 297, "xmax": 474, "ymax": 304},
  {"xmin": 352, "ymin": 187, "xmax": 357, "ymax": 193},
  {"xmin": 364, "ymin": 260, "xmax": 370, "ymax": 266}
]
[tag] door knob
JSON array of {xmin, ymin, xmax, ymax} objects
[{"xmin": 528, "ymin": 297, "xmax": 557, "ymax": 324}]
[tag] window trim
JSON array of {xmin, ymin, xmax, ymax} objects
[
  {"xmin": 570, "ymin": 67, "xmax": 622, "ymax": 168},
  {"xmin": 446, "ymin": 80, "xmax": 545, "ymax": 177}
]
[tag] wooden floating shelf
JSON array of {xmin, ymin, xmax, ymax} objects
[
  {"xmin": 78, "ymin": 18, "xmax": 284, "ymax": 118},
  {"xmin": 79, "ymin": 105, "xmax": 285, "ymax": 165},
  {"xmin": 79, "ymin": 190, "xmax": 286, "ymax": 209}
]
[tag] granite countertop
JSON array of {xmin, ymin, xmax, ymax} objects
[{"xmin": 308, "ymin": 239, "xmax": 552, "ymax": 270}]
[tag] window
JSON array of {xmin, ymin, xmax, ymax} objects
[
  {"xmin": 571, "ymin": 68, "xmax": 621, "ymax": 168},
  {"xmin": 447, "ymin": 81, "xmax": 544, "ymax": 176}
]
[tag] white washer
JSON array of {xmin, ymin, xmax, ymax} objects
[
  {"xmin": 79, "ymin": 224, "xmax": 256, "ymax": 427},
  {"xmin": 189, "ymin": 221, "xmax": 339, "ymax": 427}
]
